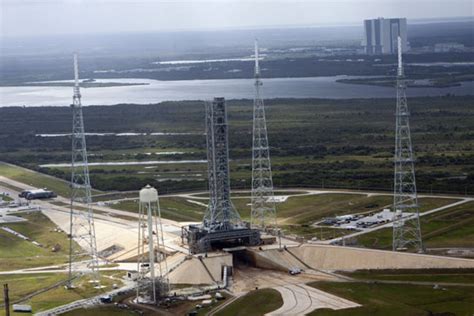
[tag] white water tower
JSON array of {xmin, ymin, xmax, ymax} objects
[{"xmin": 136, "ymin": 185, "xmax": 168, "ymax": 304}]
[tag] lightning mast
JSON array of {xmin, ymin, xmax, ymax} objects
[
  {"xmin": 392, "ymin": 37, "xmax": 423, "ymax": 252},
  {"xmin": 250, "ymin": 40, "xmax": 277, "ymax": 229},
  {"xmin": 68, "ymin": 54, "xmax": 100, "ymax": 287}
]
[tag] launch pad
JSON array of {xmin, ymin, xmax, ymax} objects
[{"xmin": 183, "ymin": 224, "xmax": 261, "ymax": 254}]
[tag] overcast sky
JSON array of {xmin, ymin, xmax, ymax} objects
[{"xmin": 1, "ymin": 0, "xmax": 472, "ymax": 37}]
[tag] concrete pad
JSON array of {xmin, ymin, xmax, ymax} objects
[
  {"xmin": 255, "ymin": 244, "xmax": 474, "ymax": 271},
  {"xmin": 169, "ymin": 253, "xmax": 232, "ymax": 285},
  {"xmin": 0, "ymin": 215, "xmax": 27, "ymax": 224}
]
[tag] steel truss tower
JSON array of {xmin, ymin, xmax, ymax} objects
[
  {"xmin": 68, "ymin": 54, "xmax": 100, "ymax": 287},
  {"xmin": 203, "ymin": 97, "xmax": 243, "ymax": 231},
  {"xmin": 137, "ymin": 185, "xmax": 169, "ymax": 304},
  {"xmin": 392, "ymin": 37, "xmax": 423, "ymax": 252},
  {"xmin": 184, "ymin": 97, "xmax": 260, "ymax": 254},
  {"xmin": 250, "ymin": 40, "xmax": 277, "ymax": 229}
]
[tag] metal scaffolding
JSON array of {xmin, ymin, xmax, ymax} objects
[
  {"xmin": 67, "ymin": 53, "xmax": 100, "ymax": 287},
  {"xmin": 203, "ymin": 97, "xmax": 243, "ymax": 231},
  {"xmin": 184, "ymin": 97, "xmax": 260, "ymax": 254},
  {"xmin": 250, "ymin": 39, "xmax": 277, "ymax": 229},
  {"xmin": 392, "ymin": 37, "xmax": 423, "ymax": 252}
]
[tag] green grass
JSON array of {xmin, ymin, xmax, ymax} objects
[
  {"xmin": 0, "ymin": 272, "xmax": 124, "ymax": 316},
  {"xmin": 110, "ymin": 197, "xmax": 206, "ymax": 222},
  {"xmin": 341, "ymin": 269, "xmax": 474, "ymax": 284},
  {"xmin": 280, "ymin": 224, "xmax": 354, "ymax": 241},
  {"xmin": 308, "ymin": 281, "xmax": 474, "ymax": 316},
  {"xmin": 0, "ymin": 212, "xmax": 74, "ymax": 271},
  {"xmin": 274, "ymin": 194, "xmax": 393, "ymax": 224},
  {"xmin": 422, "ymin": 201, "xmax": 474, "ymax": 248},
  {"xmin": 107, "ymin": 193, "xmax": 459, "ymax": 235},
  {"xmin": 63, "ymin": 306, "xmax": 138, "ymax": 316},
  {"xmin": 0, "ymin": 162, "xmax": 102, "ymax": 197},
  {"xmin": 357, "ymin": 201, "xmax": 474, "ymax": 250},
  {"xmin": 417, "ymin": 197, "xmax": 461, "ymax": 213},
  {"xmin": 26, "ymin": 272, "xmax": 123, "ymax": 314},
  {"xmin": 0, "ymin": 273, "xmax": 66, "ymax": 305},
  {"xmin": 0, "ymin": 194, "xmax": 12, "ymax": 201},
  {"xmin": 109, "ymin": 193, "xmax": 392, "ymax": 224},
  {"xmin": 214, "ymin": 288, "xmax": 283, "ymax": 316}
]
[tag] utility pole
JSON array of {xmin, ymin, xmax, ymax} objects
[
  {"xmin": 68, "ymin": 53, "xmax": 100, "ymax": 288},
  {"xmin": 392, "ymin": 37, "xmax": 423, "ymax": 253},
  {"xmin": 250, "ymin": 39, "xmax": 277, "ymax": 230},
  {"xmin": 3, "ymin": 284, "xmax": 10, "ymax": 316}
]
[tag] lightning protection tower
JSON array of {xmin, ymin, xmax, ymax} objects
[
  {"xmin": 392, "ymin": 37, "xmax": 423, "ymax": 252},
  {"xmin": 136, "ymin": 185, "xmax": 169, "ymax": 304},
  {"xmin": 250, "ymin": 40, "xmax": 277, "ymax": 229},
  {"xmin": 68, "ymin": 53, "xmax": 100, "ymax": 288}
]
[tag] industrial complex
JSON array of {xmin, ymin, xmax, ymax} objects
[{"xmin": 0, "ymin": 28, "xmax": 473, "ymax": 316}]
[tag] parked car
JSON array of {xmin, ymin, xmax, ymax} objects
[{"xmin": 289, "ymin": 267, "xmax": 302, "ymax": 275}]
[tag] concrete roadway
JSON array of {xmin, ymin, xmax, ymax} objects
[{"xmin": 267, "ymin": 283, "xmax": 360, "ymax": 316}]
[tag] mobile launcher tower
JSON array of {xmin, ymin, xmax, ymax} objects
[{"xmin": 184, "ymin": 97, "xmax": 261, "ymax": 254}]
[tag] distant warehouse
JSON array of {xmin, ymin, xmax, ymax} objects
[
  {"xmin": 19, "ymin": 189, "xmax": 57, "ymax": 200},
  {"xmin": 363, "ymin": 17, "xmax": 408, "ymax": 55}
]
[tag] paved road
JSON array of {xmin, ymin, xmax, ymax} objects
[{"xmin": 267, "ymin": 283, "xmax": 360, "ymax": 316}]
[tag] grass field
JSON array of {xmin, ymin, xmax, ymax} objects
[
  {"xmin": 0, "ymin": 193, "xmax": 12, "ymax": 201},
  {"xmin": 108, "ymin": 193, "xmax": 461, "ymax": 245},
  {"xmin": 0, "ymin": 273, "xmax": 66, "ymax": 306},
  {"xmin": 110, "ymin": 197, "xmax": 206, "ymax": 222},
  {"xmin": 308, "ymin": 281, "xmax": 474, "ymax": 316},
  {"xmin": 63, "ymin": 306, "xmax": 138, "ymax": 316},
  {"xmin": 357, "ymin": 201, "xmax": 474, "ymax": 250},
  {"xmin": 214, "ymin": 288, "xmax": 283, "ymax": 316},
  {"xmin": 109, "ymin": 193, "xmax": 396, "ymax": 223},
  {"xmin": 340, "ymin": 268, "xmax": 474, "ymax": 284},
  {"xmin": 0, "ymin": 162, "xmax": 101, "ymax": 197},
  {"xmin": 26, "ymin": 272, "xmax": 123, "ymax": 314},
  {"xmin": 0, "ymin": 271, "xmax": 124, "ymax": 316},
  {"xmin": 0, "ymin": 162, "xmax": 71, "ymax": 197},
  {"xmin": 0, "ymin": 212, "xmax": 74, "ymax": 271},
  {"xmin": 280, "ymin": 224, "xmax": 353, "ymax": 241}
]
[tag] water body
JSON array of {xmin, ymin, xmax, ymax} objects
[
  {"xmin": 1, "ymin": 76, "xmax": 472, "ymax": 107},
  {"xmin": 40, "ymin": 160, "xmax": 207, "ymax": 168},
  {"xmin": 35, "ymin": 132, "xmax": 202, "ymax": 137},
  {"xmin": 153, "ymin": 56, "xmax": 261, "ymax": 65}
]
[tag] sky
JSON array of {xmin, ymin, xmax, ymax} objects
[{"xmin": 1, "ymin": 0, "xmax": 472, "ymax": 37}]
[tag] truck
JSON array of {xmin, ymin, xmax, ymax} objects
[{"xmin": 19, "ymin": 189, "xmax": 57, "ymax": 200}]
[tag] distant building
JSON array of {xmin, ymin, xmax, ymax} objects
[{"xmin": 363, "ymin": 18, "xmax": 408, "ymax": 55}]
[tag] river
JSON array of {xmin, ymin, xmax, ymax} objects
[{"xmin": 1, "ymin": 76, "xmax": 473, "ymax": 107}]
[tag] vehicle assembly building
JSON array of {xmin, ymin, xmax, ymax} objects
[
  {"xmin": 363, "ymin": 17, "xmax": 408, "ymax": 55},
  {"xmin": 183, "ymin": 97, "xmax": 260, "ymax": 254}
]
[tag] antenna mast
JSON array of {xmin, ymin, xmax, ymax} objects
[
  {"xmin": 392, "ymin": 37, "xmax": 423, "ymax": 252},
  {"xmin": 250, "ymin": 40, "xmax": 277, "ymax": 229},
  {"xmin": 68, "ymin": 53, "xmax": 100, "ymax": 287}
]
